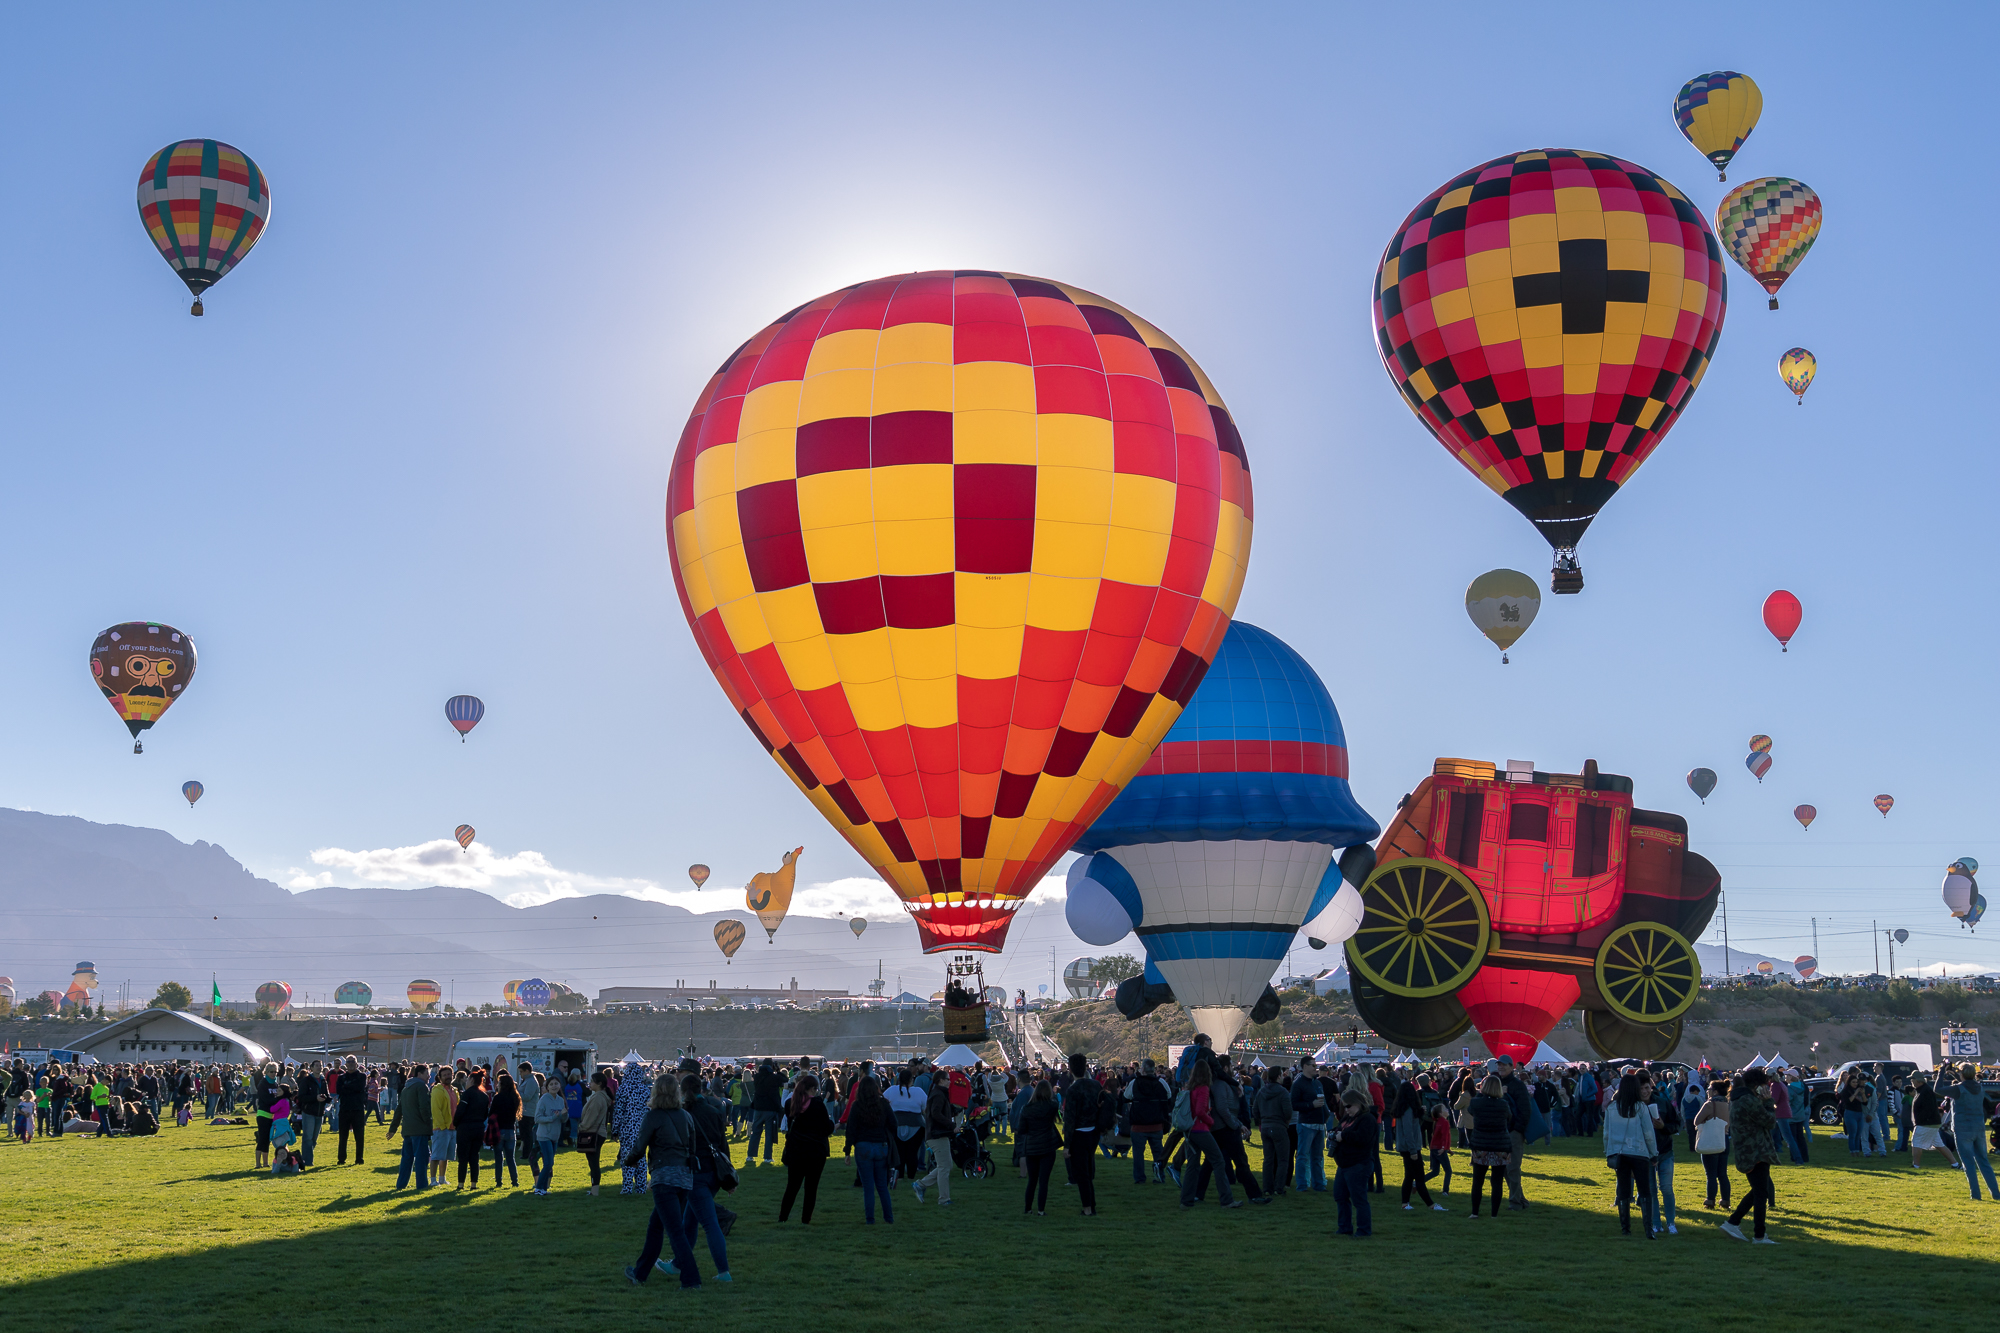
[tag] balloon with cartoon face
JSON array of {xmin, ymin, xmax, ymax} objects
[{"xmin": 90, "ymin": 622, "xmax": 197, "ymax": 753}]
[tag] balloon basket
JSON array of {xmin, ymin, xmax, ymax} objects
[
  {"xmin": 190, "ymin": 299, "xmax": 204, "ymax": 316},
  {"xmin": 1768, "ymin": 297, "xmax": 1779, "ymax": 310},
  {"xmin": 133, "ymin": 741, "xmax": 143, "ymax": 754},
  {"xmin": 942, "ymin": 953, "xmax": 990, "ymax": 1043}
]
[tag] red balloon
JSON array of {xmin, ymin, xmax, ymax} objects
[
  {"xmin": 1455, "ymin": 967, "xmax": 1579, "ymax": 1065},
  {"xmin": 1793, "ymin": 804, "xmax": 1817, "ymax": 830},
  {"xmin": 1763, "ymin": 590, "xmax": 1801, "ymax": 651}
]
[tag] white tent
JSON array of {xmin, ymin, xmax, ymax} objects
[
  {"xmin": 932, "ymin": 1043, "xmax": 982, "ymax": 1067},
  {"xmin": 1529, "ymin": 1039, "xmax": 1569, "ymax": 1065},
  {"xmin": 1311, "ymin": 1041, "xmax": 1340, "ymax": 1063},
  {"xmin": 1250, "ymin": 1056, "xmax": 1268, "ymax": 1068},
  {"xmin": 1746, "ymin": 1053, "xmax": 1767, "ymax": 1069}
]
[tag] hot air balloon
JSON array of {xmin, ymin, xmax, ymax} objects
[
  {"xmin": 1794, "ymin": 954, "xmax": 1817, "ymax": 979},
  {"xmin": 1763, "ymin": 591, "xmax": 1802, "ymax": 651},
  {"xmin": 667, "ymin": 273, "xmax": 1255, "ymax": 955},
  {"xmin": 64, "ymin": 982, "xmax": 92, "ymax": 1011},
  {"xmin": 1070, "ymin": 621, "xmax": 1380, "ymax": 1049},
  {"xmin": 1064, "ymin": 854, "xmax": 1141, "ymax": 948},
  {"xmin": 1779, "ymin": 348, "xmax": 1816, "ymax": 404},
  {"xmin": 1944, "ymin": 860, "xmax": 1979, "ymax": 920},
  {"xmin": 1793, "ymin": 804, "xmax": 1816, "ymax": 830},
  {"xmin": 71, "ymin": 962, "xmax": 99, "ymax": 992},
  {"xmin": 182, "ymin": 780, "xmax": 203, "ymax": 806},
  {"xmin": 745, "ymin": 848, "xmax": 802, "ymax": 942},
  {"xmin": 136, "ymin": 140, "xmax": 270, "ymax": 315},
  {"xmin": 1749, "ymin": 735, "xmax": 1773, "ymax": 754},
  {"xmin": 334, "ymin": 980, "xmax": 373, "ymax": 1007},
  {"xmin": 502, "ymin": 979, "xmax": 523, "ymax": 1007},
  {"xmin": 1374, "ymin": 150, "xmax": 1727, "ymax": 595},
  {"xmin": 454, "ymin": 825, "xmax": 476, "ymax": 850},
  {"xmin": 714, "ymin": 920, "xmax": 746, "ymax": 962},
  {"xmin": 1874, "ymin": 794, "xmax": 1894, "ymax": 817},
  {"xmin": 519, "ymin": 978, "xmax": 550, "ymax": 1009},
  {"xmin": 406, "ymin": 979, "xmax": 442, "ymax": 1011},
  {"xmin": 849, "ymin": 917, "xmax": 868, "ymax": 938},
  {"xmin": 1746, "ymin": 751, "xmax": 1771, "ymax": 782},
  {"xmin": 1756, "ymin": 959, "xmax": 1774, "ymax": 975},
  {"xmin": 1465, "ymin": 570, "xmax": 1540, "ymax": 664},
  {"xmin": 1686, "ymin": 768, "xmax": 1717, "ymax": 803},
  {"xmin": 255, "ymin": 981, "xmax": 292, "ymax": 1014},
  {"xmin": 445, "ymin": 695, "xmax": 485, "ymax": 740},
  {"xmin": 1673, "ymin": 72, "xmax": 1763, "ymax": 181},
  {"xmin": 1893, "ymin": 928, "xmax": 1909, "ymax": 944},
  {"xmin": 1717, "ymin": 178, "xmax": 1821, "ymax": 310},
  {"xmin": 90, "ymin": 623, "xmax": 197, "ymax": 754},
  {"xmin": 687, "ymin": 864, "xmax": 710, "ymax": 890}
]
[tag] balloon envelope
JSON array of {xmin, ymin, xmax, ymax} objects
[
  {"xmin": 1749, "ymin": 734, "xmax": 1773, "ymax": 754},
  {"xmin": 1944, "ymin": 870, "xmax": 1976, "ymax": 917},
  {"xmin": 1763, "ymin": 591, "xmax": 1802, "ymax": 650},
  {"xmin": 1674, "ymin": 71, "xmax": 1763, "ymax": 180},
  {"xmin": 1299, "ymin": 879, "xmax": 1365, "ymax": 949},
  {"xmin": 502, "ymin": 980, "xmax": 523, "ymax": 1006},
  {"xmin": 182, "ymin": 780, "xmax": 203, "ymax": 806},
  {"xmin": 445, "ymin": 695, "xmax": 485, "ymax": 738},
  {"xmin": 406, "ymin": 979, "xmax": 441, "ymax": 1010},
  {"xmin": 1893, "ymin": 928, "xmax": 1909, "ymax": 944},
  {"xmin": 1064, "ymin": 854, "xmax": 1140, "ymax": 947},
  {"xmin": 1873, "ymin": 794, "xmax": 1894, "ymax": 817},
  {"xmin": 1756, "ymin": 960, "xmax": 1774, "ymax": 974},
  {"xmin": 1717, "ymin": 178, "xmax": 1822, "ymax": 308},
  {"xmin": 687, "ymin": 864, "xmax": 710, "ymax": 889},
  {"xmin": 849, "ymin": 917, "xmax": 867, "ymax": 938},
  {"xmin": 1793, "ymin": 804, "xmax": 1816, "ymax": 829},
  {"xmin": 454, "ymin": 824, "xmax": 476, "ymax": 849},
  {"xmin": 714, "ymin": 919, "xmax": 746, "ymax": 960},
  {"xmin": 1373, "ymin": 149, "xmax": 1726, "ymax": 588},
  {"xmin": 745, "ymin": 848, "xmax": 802, "ymax": 942},
  {"xmin": 1746, "ymin": 751, "xmax": 1771, "ymax": 781},
  {"xmin": 334, "ymin": 980, "xmax": 373, "ymax": 1007},
  {"xmin": 1779, "ymin": 347, "xmax": 1816, "ymax": 402},
  {"xmin": 1686, "ymin": 768, "xmax": 1716, "ymax": 802},
  {"xmin": 255, "ymin": 981, "xmax": 292, "ymax": 1013},
  {"xmin": 1464, "ymin": 569, "xmax": 1539, "ymax": 657},
  {"xmin": 1794, "ymin": 954, "xmax": 1817, "ymax": 979},
  {"xmin": 136, "ymin": 140, "xmax": 270, "ymax": 312},
  {"xmin": 90, "ymin": 623, "xmax": 197, "ymax": 749},
  {"xmin": 519, "ymin": 978, "xmax": 550, "ymax": 1008}
]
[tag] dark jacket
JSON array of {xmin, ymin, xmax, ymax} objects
[
  {"xmin": 1467, "ymin": 1094, "xmax": 1513, "ymax": 1154},
  {"xmin": 687, "ymin": 1097, "xmax": 730, "ymax": 1173},
  {"xmin": 845, "ymin": 1094, "xmax": 893, "ymax": 1146},
  {"xmin": 752, "ymin": 1065, "xmax": 786, "ymax": 1112},
  {"xmin": 1254, "ymin": 1081, "xmax": 1292, "ymax": 1128},
  {"xmin": 1018, "ymin": 1096, "xmax": 1064, "ymax": 1156},
  {"xmin": 1730, "ymin": 1086, "xmax": 1780, "ymax": 1170},
  {"xmin": 782, "ymin": 1097, "xmax": 834, "ymax": 1164},
  {"xmin": 490, "ymin": 1081, "xmax": 521, "ymax": 1127},
  {"xmin": 453, "ymin": 1086, "xmax": 491, "ymax": 1139},
  {"xmin": 1292, "ymin": 1073, "xmax": 1330, "ymax": 1125},
  {"xmin": 619, "ymin": 1105, "xmax": 694, "ymax": 1173},
  {"xmin": 923, "ymin": 1086, "xmax": 956, "ymax": 1139},
  {"xmin": 1498, "ymin": 1074, "xmax": 1531, "ymax": 1135},
  {"xmin": 1332, "ymin": 1110, "xmax": 1376, "ymax": 1167},
  {"xmin": 1208, "ymin": 1077, "xmax": 1245, "ymax": 1133},
  {"xmin": 295, "ymin": 1072, "xmax": 329, "ymax": 1116},
  {"xmin": 398, "ymin": 1078, "xmax": 432, "ymax": 1136},
  {"xmin": 1126, "ymin": 1074, "xmax": 1172, "ymax": 1131},
  {"xmin": 1062, "ymin": 1077, "xmax": 1105, "ymax": 1137},
  {"xmin": 334, "ymin": 1070, "xmax": 368, "ymax": 1112}
]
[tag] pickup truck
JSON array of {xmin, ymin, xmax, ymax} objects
[{"xmin": 1802, "ymin": 1060, "xmax": 1923, "ymax": 1126}]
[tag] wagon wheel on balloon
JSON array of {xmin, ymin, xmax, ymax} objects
[
  {"xmin": 1593, "ymin": 921, "xmax": 1700, "ymax": 1024},
  {"xmin": 1350, "ymin": 975, "xmax": 1472, "ymax": 1049},
  {"xmin": 1344, "ymin": 857, "xmax": 1491, "ymax": 998},
  {"xmin": 1583, "ymin": 1010, "xmax": 1685, "ymax": 1061}
]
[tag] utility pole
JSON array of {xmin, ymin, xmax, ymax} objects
[
  {"xmin": 1872, "ymin": 921, "xmax": 1879, "ymax": 976},
  {"xmin": 1811, "ymin": 917, "xmax": 1819, "ymax": 965},
  {"xmin": 1884, "ymin": 930, "xmax": 1897, "ymax": 978},
  {"xmin": 1721, "ymin": 890, "xmax": 1731, "ymax": 976}
]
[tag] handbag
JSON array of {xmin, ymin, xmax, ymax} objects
[
  {"xmin": 696, "ymin": 1118, "xmax": 739, "ymax": 1193},
  {"xmin": 577, "ymin": 1129, "xmax": 604, "ymax": 1152},
  {"xmin": 1694, "ymin": 1116, "xmax": 1729, "ymax": 1154}
]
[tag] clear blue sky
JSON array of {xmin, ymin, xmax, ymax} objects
[{"xmin": 3, "ymin": 2, "xmax": 1994, "ymax": 983}]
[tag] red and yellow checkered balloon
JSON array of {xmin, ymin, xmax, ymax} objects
[{"xmin": 667, "ymin": 272, "xmax": 1254, "ymax": 952}]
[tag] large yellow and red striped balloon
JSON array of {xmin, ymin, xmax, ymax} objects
[{"xmin": 667, "ymin": 272, "xmax": 1254, "ymax": 952}]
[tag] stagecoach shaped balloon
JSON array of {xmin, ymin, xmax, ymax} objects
[
  {"xmin": 406, "ymin": 979, "xmax": 442, "ymax": 1011},
  {"xmin": 666, "ymin": 271, "xmax": 1255, "ymax": 953},
  {"xmin": 90, "ymin": 623, "xmax": 197, "ymax": 753},
  {"xmin": 1070, "ymin": 622, "xmax": 1379, "ymax": 1048}
]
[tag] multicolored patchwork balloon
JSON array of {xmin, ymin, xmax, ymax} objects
[
  {"xmin": 136, "ymin": 140, "xmax": 270, "ymax": 315},
  {"xmin": 667, "ymin": 272, "xmax": 1255, "ymax": 952},
  {"xmin": 1673, "ymin": 72, "xmax": 1763, "ymax": 181},
  {"xmin": 1717, "ymin": 178, "xmax": 1821, "ymax": 309},
  {"xmin": 406, "ymin": 979, "xmax": 442, "ymax": 1010},
  {"xmin": 1779, "ymin": 347, "xmax": 1816, "ymax": 403},
  {"xmin": 1373, "ymin": 150, "xmax": 1727, "ymax": 594}
]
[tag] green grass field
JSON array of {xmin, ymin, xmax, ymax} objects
[{"xmin": 3, "ymin": 1121, "xmax": 1994, "ymax": 1329}]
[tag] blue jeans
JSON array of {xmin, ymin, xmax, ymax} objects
[
  {"xmin": 1295, "ymin": 1124, "xmax": 1327, "ymax": 1190},
  {"xmin": 1781, "ymin": 1120, "xmax": 1806, "ymax": 1164},
  {"xmin": 297, "ymin": 1113, "xmax": 322, "ymax": 1166},
  {"xmin": 1333, "ymin": 1161, "xmax": 1372, "ymax": 1234},
  {"xmin": 1857, "ymin": 1115, "xmax": 1886, "ymax": 1155},
  {"xmin": 1130, "ymin": 1130, "xmax": 1166, "ymax": 1181},
  {"xmin": 533, "ymin": 1139, "xmax": 557, "ymax": 1190},
  {"xmin": 491, "ymin": 1130, "xmax": 518, "ymax": 1185},
  {"xmin": 1179, "ymin": 1130, "xmax": 1232, "ymax": 1206},
  {"xmin": 1844, "ymin": 1110, "xmax": 1863, "ymax": 1152},
  {"xmin": 637, "ymin": 1182, "xmax": 698, "ymax": 1287},
  {"xmin": 1652, "ymin": 1153, "xmax": 1676, "ymax": 1225},
  {"xmin": 856, "ymin": 1141, "xmax": 894, "ymax": 1222},
  {"xmin": 1961, "ymin": 1133, "xmax": 2000, "ymax": 1200},
  {"xmin": 680, "ymin": 1170, "xmax": 730, "ymax": 1275},
  {"xmin": 746, "ymin": 1110, "xmax": 781, "ymax": 1162},
  {"xmin": 396, "ymin": 1131, "xmax": 431, "ymax": 1188}
]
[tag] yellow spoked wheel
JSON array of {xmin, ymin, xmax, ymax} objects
[
  {"xmin": 1344, "ymin": 857, "xmax": 1490, "ymax": 998},
  {"xmin": 1584, "ymin": 1010, "xmax": 1685, "ymax": 1061},
  {"xmin": 1594, "ymin": 921, "xmax": 1700, "ymax": 1023}
]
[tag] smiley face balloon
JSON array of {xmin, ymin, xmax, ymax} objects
[{"xmin": 90, "ymin": 622, "xmax": 197, "ymax": 753}]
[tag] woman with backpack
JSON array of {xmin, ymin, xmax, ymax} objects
[
  {"xmin": 885, "ymin": 1066, "xmax": 927, "ymax": 1183},
  {"xmin": 1176, "ymin": 1060, "xmax": 1239, "ymax": 1210},
  {"xmin": 1693, "ymin": 1078, "xmax": 1732, "ymax": 1208}
]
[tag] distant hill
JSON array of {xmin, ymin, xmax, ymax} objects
[{"xmin": 0, "ymin": 808, "xmax": 924, "ymax": 1007}]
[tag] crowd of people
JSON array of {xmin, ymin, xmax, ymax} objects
[{"xmin": 7, "ymin": 1039, "xmax": 1997, "ymax": 1280}]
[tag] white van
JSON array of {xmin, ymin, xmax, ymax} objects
[{"xmin": 452, "ymin": 1034, "xmax": 598, "ymax": 1081}]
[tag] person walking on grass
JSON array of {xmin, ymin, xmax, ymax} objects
[
  {"xmin": 1943, "ymin": 1065, "xmax": 1998, "ymax": 1201},
  {"xmin": 1018, "ymin": 1080, "xmax": 1063, "ymax": 1216},
  {"xmin": 1720, "ymin": 1068, "xmax": 1780, "ymax": 1244},
  {"xmin": 1907, "ymin": 1076, "xmax": 1960, "ymax": 1174},
  {"xmin": 1254, "ymin": 1067, "xmax": 1292, "ymax": 1197},
  {"xmin": 1602, "ymin": 1072, "xmax": 1658, "ymax": 1238},
  {"xmin": 845, "ymin": 1075, "xmax": 896, "ymax": 1224},
  {"xmin": 620, "ymin": 1075, "xmax": 703, "ymax": 1289},
  {"xmin": 489, "ymin": 1072, "xmax": 522, "ymax": 1188},
  {"xmin": 1694, "ymin": 1078, "xmax": 1732, "ymax": 1209},
  {"xmin": 394, "ymin": 1065, "xmax": 431, "ymax": 1189},
  {"xmin": 1392, "ymin": 1078, "xmax": 1446, "ymax": 1213},
  {"xmin": 676, "ymin": 1073, "xmax": 734, "ymax": 1281},
  {"xmin": 779, "ymin": 1074, "xmax": 833, "ymax": 1223},
  {"xmin": 452, "ymin": 1070, "xmax": 490, "ymax": 1189},
  {"xmin": 912, "ymin": 1072, "xmax": 956, "ymax": 1207},
  {"xmin": 1646, "ymin": 1070, "xmax": 1680, "ymax": 1235},
  {"xmin": 531, "ymin": 1071, "xmax": 567, "ymax": 1195},
  {"xmin": 1061, "ymin": 1052, "xmax": 1106, "ymax": 1217},
  {"xmin": 1424, "ymin": 1101, "xmax": 1454, "ymax": 1194},
  {"xmin": 1292, "ymin": 1056, "xmax": 1330, "ymax": 1192},
  {"xmin": 1332, "ymin": 1091, "xmax": 1376, "ymax": 1236},
  {"xmin": 578, "ymin": 1071, "xmax": 612, "ymax": 1196},
  {"xmin": 1127, "ymin": 1059, "xmax": 1173, "ymax": 1185},
  {"xmin": 1463, "ymin": 1076, "xmax": 1513, "ymax": 1219},
  {"xmin": 1177, "ymin": 1059, "xmax": 1238, "ymax": 1211}
]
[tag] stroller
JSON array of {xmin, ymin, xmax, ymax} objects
[{"xmin": 950, "ymin": 1105, "xmax": 997, "ymax": 1179}]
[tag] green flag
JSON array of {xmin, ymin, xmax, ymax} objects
[{"xmin": 211, "ymin": 979, "xmax": 222, "ymax": 1008}]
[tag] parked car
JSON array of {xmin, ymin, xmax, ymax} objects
[{"xmin": 1802, "ymin": 1059, "xmax": 1924, "ymax": 1126}]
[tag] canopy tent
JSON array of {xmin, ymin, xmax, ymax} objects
[
  {"xmin": 1765, "ymin": 1052, "xmax": 1789, "ymax": 1070},
  {"xmin": 1250, "ymin": 1056, "xmax": 1268, "ymax": 1069},
  {"xmin": 932, "ymin": 1043, "xmax": 983, "ymax": 1068},
  {"xmin": 1530, "ymin": 1039, "xmax": 1568, "ymax": 1065},
  {"xmin": 1310, "ymin": 1041, "xmax": 1339, "ymax": 1064},
  {"xmin": 1745, "ymin": 1053, "xmax": 1767, "ymax": 1068},
  {"xmin": 283, "ymin": 1039, "xmax": 371, "ymax": 1057}
]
